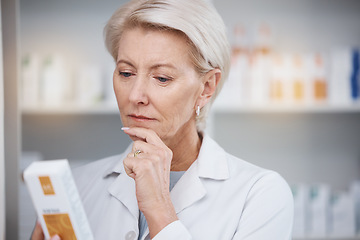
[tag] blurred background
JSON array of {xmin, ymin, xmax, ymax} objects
[{"xmin": 2, "ymin": 0, "xmax": 360, "ymax": 239}]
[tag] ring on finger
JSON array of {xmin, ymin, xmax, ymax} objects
[{"xmin": 134, "ymin": 150, "xmax": 142, "ymax": 158}]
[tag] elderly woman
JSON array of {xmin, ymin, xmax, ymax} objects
[{"xmin": 32, "ymin": 0, "xmax": 293, "ymax": 239}]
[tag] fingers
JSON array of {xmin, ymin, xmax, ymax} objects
[
  {"xmin": 122, "ymin": 127, "xmax": 173, "ymax": 184},
  {"xmin": 31, "ymin": 221, "xmax": 61, "ymax": 240},
  {"xmin": 130, "ymin": 140, "xmax": 171, "ymax": 158},
  {"xmin": 129, "ymin": 140, "xmax": 152, "ymax": 156},
  {"xmin": 31, "ymin": 221, "xmax": 44, "ymax": 240},
  {"xmin": 50, "ymin": 235, "xmax": 61, "ymax": 240},
  {"xmin": 122, "ymin": 127, "xmax": 166, "ymax": 148},
  {"xmin": 124, "ymin": 151, "xmax": 169, "ymax": 179}
]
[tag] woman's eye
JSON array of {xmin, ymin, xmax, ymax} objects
[
  {"xmin": 119, "ymin": 72, "xmax": 133, "ymax": 78},
  {"xmin": 157, "ymin": 77, "xmax": 170, "ymax": 83}
]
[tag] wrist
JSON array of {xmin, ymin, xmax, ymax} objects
[{"xmin": 142, "ymin": 200, "xmax": 178, "ymax": 238}]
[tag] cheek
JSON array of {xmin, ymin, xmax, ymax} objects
[
  {"xmin": 113, "ymin": 75, "xmax": 119, "ymax": 99},
  {"xmin": 113, "ymin": 80, "xmax": 129, "ymax": 121},
  {"xmin": 113, "ymin": 79, "xmax": 125, "ymax": 104},
  {"xmin": 166, "ymin": 90, "xmax": 197, "ymax": 121}
]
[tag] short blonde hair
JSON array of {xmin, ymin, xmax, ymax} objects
[{"xmin": 104, "ymin": 0, "xmax": 230, "ymax": 131}]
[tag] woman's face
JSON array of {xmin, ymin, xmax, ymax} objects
[{"xmin": 114, "ymin": 27, "xmax": 204, "ymax": 144}]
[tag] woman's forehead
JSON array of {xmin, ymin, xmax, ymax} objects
[{"xmin": 117, "ymin": 27, "xmax": 193, "ymax": 67}]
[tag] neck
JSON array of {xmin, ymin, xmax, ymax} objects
[{"xmin": 167, "ymin": 124, "xmax": 202, "ymax": 172}]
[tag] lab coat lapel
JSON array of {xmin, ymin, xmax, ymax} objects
[
  {"xmin": 170, "ymin": 134, "xmax": 230, "ymax": 214},
  {"xmin": 171, "ymin": 162, "xmax": 206, "ymax": 214},
  {"xmin": 106, "ymin": 145, "xmax": 139, "ymax": 220},
  {"xmin": 108, "ymin": 172, "xmax": 139, "ymax": 219},
  {"xmin": 138, "ymin": 167, "xmax": 207, "ymax": 240}
]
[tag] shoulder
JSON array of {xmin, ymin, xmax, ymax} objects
[
  {"xmin": 226, "ymin": 151, "xmax": 293, "ymax": 203},
  {"xmin": 198, "ymin": 135, "xmax": 293, "ymax": 237},
  {"xmin": 223, "ymin": 151, "xmax": 294, "ymax": 238},
  {"xmin": 201, "ymin": 134, "xmax": 292, "ymax": 201},
  {"xmin": 227, "ymin": 152, "xmax": 287, "ymax": 187},
  {"xmin": 205, "ymin": 134, "xmax": 293, "ymax": 211}
]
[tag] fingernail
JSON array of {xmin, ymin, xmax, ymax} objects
[
  {"xmin": 121, "ymin": 127, "xmax": 130, "ymax": 131},
  {"xmin": 51, "ymin": 235, "xmax": 61, "ymax": 240}
]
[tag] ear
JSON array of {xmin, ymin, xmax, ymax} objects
[{"xmin": 196, "ymin": 68, "xmax": 222, "ymax": 109}]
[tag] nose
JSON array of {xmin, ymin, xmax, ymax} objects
[{"xmin": 128, "ymin": 74, "xmax": 149, "ymax": 105}]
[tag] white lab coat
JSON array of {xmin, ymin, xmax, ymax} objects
[{"xmin": 73, "ymin": 134, "xmax": 294, "ymax": 240}]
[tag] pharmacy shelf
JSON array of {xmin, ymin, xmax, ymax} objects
[
  {"xmin": 212, "ymin": 103, "xmax": 360, "ymax": 114},
  {"xmin": 21, "ymin": 102, "xmax": 360, "ymax": 115},
  {"xmin": 21, "ymin": 103, "xmax": 119, "ymax": 115}
]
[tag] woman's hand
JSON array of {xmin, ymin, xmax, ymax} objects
[
  {"xmin": 122, "ymin": 127, "xmax": 178, "ymax": 238},
  {"xmin": 31, "ymin": 221, "xmax": 61, "ymax": 240}
]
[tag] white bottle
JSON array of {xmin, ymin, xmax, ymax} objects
[
  {"xmin": 76, "ymin": 64, "xmax": 103, "ymax": 106},
  {"xmin": 40, "ymin": 55, "xmax": 68, "ymax": 106},
  {"xmin": 308, "ymin": 184, "xmax": 331, "ymax": 237},
  {"xmin": 330, "ymin": 191, "xmax": 356, "ymax": 237},
  {"xmin": 291, "ymin": 184, "xmax": 309, "ymax": 238},
  {"xmin": 21, "ymin": 53, "xmax": 40, "ymax": 107}
]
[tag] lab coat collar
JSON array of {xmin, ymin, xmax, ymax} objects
[
  {"xmin": 196, "ymin": 133, "xmax": 230, "ymax": 180},
  {"xmin": 105, "ymin": 144, "xmax": 140, "ymax": 220},
  {"xmin": 104, "ymin": 133, "xmax": 230, "ymax": 218},
  {"xmin": 103, "ymin": 144, "xmax": 133, "ymax": 177},
  {"xmin": 170, "ymin": 133, "xmax": 230, "ymax": 214}
]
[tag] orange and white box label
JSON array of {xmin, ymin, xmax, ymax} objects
[{"xmin": 24, "ymin": 159, "xmax": 94, "ymax": 240}]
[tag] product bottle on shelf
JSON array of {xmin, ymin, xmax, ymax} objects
[
  {"xmin": 350, "ymin": 49, "xmax": 360, "ymax": 101},
  {"xmin": 292, "ymin": 54, "xmax": 305, "ymax": 103},
  {"xmin": 40, "ymin": 55, "xmax": 69, "ymax": 107},
  {"xmin": 329, "ymin": 48, "xmax": 352, "ymax": 106},
  {"xmin": 215, "ymin": 24, "xmax": 250, "ymax": 108},
  {"xmin": 330, "ymin": 191, "xmax": 356, "ymax": 237},
  {"xmin": 351, "ymin": 181, "xmax": 360, "ymax": 235},
  {"xmin": 291, "ymin": 184, "xmax": 309, "ymax": 238},
  {"xmin": 76, "ymin": 64, "xmax": 103, "ymax": 106},
  {"xmin": 269, "ymin": 53, "xmax": 285, "ymax": 103},
  {"xmin": 309, "ymin": 184, "xmax": 330, "ymax": 238},
  {"xmin": 21, "ymin": 53, "xmax": 40, "ymax": 108},
  {"xmin": 250, "ymin": 23, "xmax": 272, "ymax": 105},
  {"xmin": 312, "ymin": 53, "xmax": 328, "ymax": 103}
]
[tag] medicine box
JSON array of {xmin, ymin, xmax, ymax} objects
[{"xmin": 24, "ymin": 159, "xmax": 93, "ymax": 240}]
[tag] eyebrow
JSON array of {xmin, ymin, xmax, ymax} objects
[
  {"xmin": 117, "ymin": 59, "xmax": 177, "ymax": 70},
  {"xmin": 116, "ymin": 59, "xmax": 135, "ymax": 68}
]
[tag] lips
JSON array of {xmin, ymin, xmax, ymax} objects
[{"xmin": 128, "ymin": 114, "xmax": 156, "ymax": 121}]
